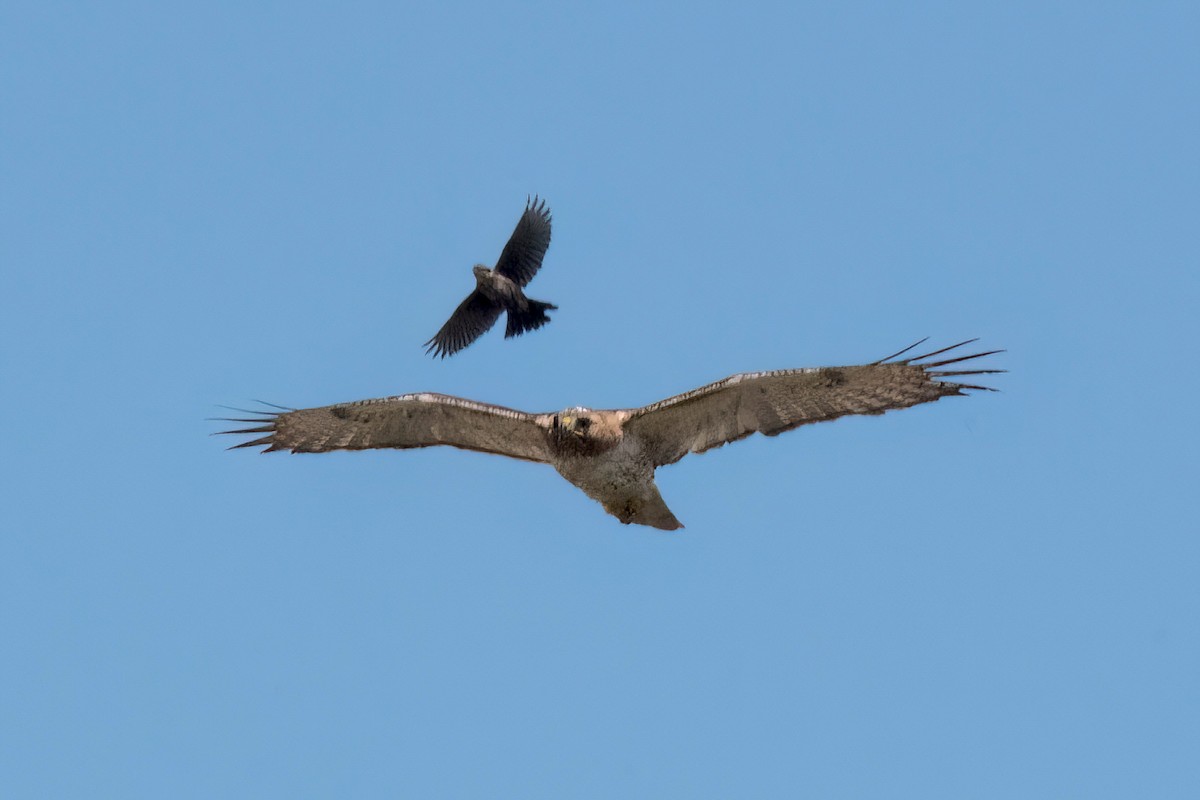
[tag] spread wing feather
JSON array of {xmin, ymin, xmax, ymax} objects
[
  {"xmin": 424, "ymin": 290, "xmax": 503, "ymax": 359},
  {"xmin": 494, "ymin": 196, "xmax": 552, "ymax": 286},
  {"xmin": 218, "ymin": 393, "xmax": 554, "ymax": 463},
  {"xmin": 623, "ymin": 340, "xmax": 1003, "ymax": 467}
]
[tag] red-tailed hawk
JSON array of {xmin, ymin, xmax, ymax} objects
[
  {"xmin": 424, "ymin": 196, "xmax": 556, "ymax": 358},
  {"xmin": 220, "ymin": 339, "xmax": 1002, "ymax": 529}
]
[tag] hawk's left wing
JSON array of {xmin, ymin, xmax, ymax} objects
[{"xmin": 621, "ymin": 339, "xmax": 1003, "ymax": 468}]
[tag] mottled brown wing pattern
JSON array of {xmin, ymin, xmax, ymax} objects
[
  {"xmin": 624, "ymin": 339, "xmax": 1003, "ymax": 467},
  {"xmin": 424, "ymin": 290, "xmax": 503, "ymax": 359},
  {"xmin": 219, "ymin": 393, "xmax": 555, "ymax": 463},
  {"xmin": 494, "ymin": 196, "xmax": 552, "ymax": 286}
]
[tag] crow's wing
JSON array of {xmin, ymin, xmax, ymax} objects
[
  {"xmin": 424, "ymin": 290, "xmax": 502, "ymax": 358},
  {"xmin": 494, "ymin": 196, "xmax": 552, "ymax": 287}
]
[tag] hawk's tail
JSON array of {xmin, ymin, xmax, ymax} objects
[{"xmin": 505, "ymin": 298, "xmax": 557, "ymax": 339}]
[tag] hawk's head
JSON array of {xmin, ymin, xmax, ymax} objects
[
  {"xmin": 550, "ymin": 407, "xmax": 621, "ymax": 455},
  {"xmin": 555, "ymin": 407, "xmax": 594, "ymax": 438}
]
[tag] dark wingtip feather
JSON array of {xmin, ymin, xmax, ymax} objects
[
  {"xmin": 215, "ymin": 404, "xmax": 281, "ymax": 451},
  {"xmin": 525, "ymin": 194, "xmax": 550, "ymax": 220},
  {"xmin": 227, "ymin": 435, "xmax": 274, "ymax": 450},
  {"xmin": 250, "ymin": 399, "xmax": 295, "ymax": 411},
  {"xmin": 921, "ymin": 349, "xmax": 1005, "ymax": 369},
  {"xmin": 876, "ymin": 338, "xmax": 1005, "ymax": 392},
  {"xmin": 907, "ymin": 340, "xmax": 1005, "ymax": 393},
  {"xmin": 907, "ymin": 338, "xmax": 980, "ymax": 364},
  {"xmin": 873, "ymin": 337, "xmax": 930, "ymax": 365},
  {"xmin": 927, "ymin": 368, "xmax": 1008, "ymax": 377},
  {"xmin": 219, "ymin": 425, "xmax": 275, "ymax": 434},
  {"xmin": 215, "ymin": 404, "xmax": 277, "ymax": 416},
  {"xmin": 424, "ymin": 334, "xmax": 462, "ymax": 359}
]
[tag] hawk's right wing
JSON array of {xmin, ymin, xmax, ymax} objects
[{"xmin": 219, "ymin": 393, "xmax": 555, "ymax": 463}]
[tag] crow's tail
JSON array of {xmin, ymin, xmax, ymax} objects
[{"xmin": 505, "ymin": 298, "xmax": 557, "ymax": 338}]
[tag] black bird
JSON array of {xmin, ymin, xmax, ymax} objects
[{"xmin": 424, "ymin": 197, "xmax": 556, "ymax": 358}]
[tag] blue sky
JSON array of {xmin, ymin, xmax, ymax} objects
[{"xmin": 2, "ymin": 1, "xmax": 1197, "ymax": 797}]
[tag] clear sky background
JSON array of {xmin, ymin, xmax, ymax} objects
[{"xmin": 2, "ymin": 2, "xmax": 1197, "ymax": 797}]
